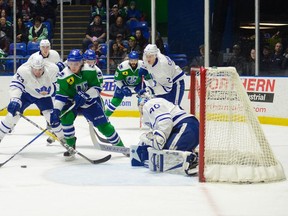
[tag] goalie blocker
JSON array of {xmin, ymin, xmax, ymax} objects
[{"xmin": 130, "ymin": 145, "xmax": 198, "ymax": 176}]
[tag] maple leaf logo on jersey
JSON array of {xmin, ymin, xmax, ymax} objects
[
  {"xmin": 122, "ymin": 71, "xmax": 128, "ymax": 76},
  {"xmin": 67, "ymin": 77, "xmax": 74, "ymax": 85},
  {"xmin": 35, "ymin": 86, "xmax": 51, "ymax": 95}
]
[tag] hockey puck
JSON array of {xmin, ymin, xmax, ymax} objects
[{"xmin": 21, "ymin": 165, "xmax": 27, "ymax": 168}]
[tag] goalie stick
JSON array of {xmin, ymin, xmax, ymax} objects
[
  {"xmin": 18, "ymin": 113, "xmax": 111, "ymax": 165},
  {"xmin": 88, "ymin": 122, "xmax": 130, "ymax": 155}
]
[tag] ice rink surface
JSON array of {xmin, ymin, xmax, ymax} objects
[{"xmin": 0, "ymin": 116, "xmax": 287, "ymax": 216}]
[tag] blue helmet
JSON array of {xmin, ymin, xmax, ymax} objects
[
  {"xmin": 128, "ymin": 51, "xmax": 139, "ymax": 60},
  {"xmin": 67, "ymin": 49, "xmax": 83, "ymax": 62},
  {"xmin": 83, "ymin": 49, "xmax": 96, "ymax": 61}
]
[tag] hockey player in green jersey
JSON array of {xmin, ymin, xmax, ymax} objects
[
  {"xmin": 105, "ymin": 51, "xmax": 144, "ymax": 117},
  {"xmin": 50, "ymin": 49, "xmax": 125, "ymax": 160}
]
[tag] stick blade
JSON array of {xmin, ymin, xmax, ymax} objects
[{"xmin": 91, "ymin": 154, "xmax": 112, "ymax": 164}]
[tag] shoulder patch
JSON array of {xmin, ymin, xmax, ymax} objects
[
  {"xmin": 67, "ymin": 77, "xmax": 74, "ymax": 85},
  {"xmin": 119, "ymin": 64, "xmax": 123, "ymax": 69},
  {"xmin": 122, "ymin": 71, "xmax": 128, "ymax": 76}
]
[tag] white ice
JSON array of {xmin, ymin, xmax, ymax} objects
[{"xmin": 0, "ymin": 116, "xmax": 287, "ymax": 216}]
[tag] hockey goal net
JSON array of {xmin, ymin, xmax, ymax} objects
[{"xmin": 190, "ymin": 67, "xmax": 286, "ymax": 183}]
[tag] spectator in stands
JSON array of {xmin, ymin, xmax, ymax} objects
[
  {"xmin": 126, "ymin": 36, "xmax": 142, "ymax": 57},
  {"xmin": 88, "ymin": 41, "xmax": 104, "ymax": 58},
  {"xmin": 90, "ymin": 0, "xmax": 106, "ymax": 23},
  {"xmin": 115, "ymin": 33, "xmax": 127, "ymax": 53},
  {"xmin": 82, "ymin": 14, "xmax": 106, "ymax": 52},
  {"xmin": 245, "ymin": 48, "xmax": 255, "ymax": 76},
  {"xmin": 126, "ymin": 1, "xmax": 142, "ymax": 23},
  {"xmin": 226, "ymin": 44, "xmax": 246, "ymax": 75},
  {"xmin": 109, "ymin": 4, "xmax": 120, "ymax": 25},
  {"xmin": 110, "ymin": 41, "xmax": 125, "ymax": 70},
  {"xmin": 34, "ymin": 0, "xmax": 56, "ymax": 35},
  {"xmin": 17, "ymin": 0, "xmax": 35, "ymax": 22},
  {"xmin": 116, "ymin": 0, "xmax": 128, "ymax": 21},
  {"xmin": 270, "ymin": 42, "xmax": 287, "ymax": 73},
  {"xmin": 0, "ymin": 17, "xmax": 12, "ymax": 42},
  {"xmin": 134, "ymin": 29, "xmax": 148, "ymax": 52},
  {"xmin": 0, "ymin": 9, "xmax": 11, "ymax": 25},
  {"xmin": 4, "ymin": 0, "xmax": 12, "ymax": 22},
  {"xmin": 190, "ymin": 44, "xmax": 205, "ymax": 68},
  {"xmin": 28, "ymin": 16, "xmax": 48, "ymax": 42},
  {"xmin": 110, "ymin": 16, "xmax": 130, "ymax": 41},
  {"xmin": 0, "ymin": 0, "xmax": 7, "ymax": 12},
  {"xmin": 260, "ymin": 45, "xmax": 272, "ymax": 75},
  {"xmin": 16, "ymin": 17, "xmax": 29, "ymax": 43},
  {"xmin": 0, "ymin": 30, "xmax": 9, "ymax": 54}
]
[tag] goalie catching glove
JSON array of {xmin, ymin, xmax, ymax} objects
[{"xmin": 139, "ymin": 130, "xmax": 166, "ymax": 150}]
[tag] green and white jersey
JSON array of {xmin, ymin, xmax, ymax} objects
[
  {"xmin": 54, "ymin": 64, "xmax": 101, "ymax": 110},
  {"xmin": 114, "ymin": 60, "xmax": 144, "ymax": 88}
]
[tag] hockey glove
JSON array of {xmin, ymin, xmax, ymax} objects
[
  {"xmin": 50, "ymin": 109, "xmax": 61, "ymax": 127},
  {"xmin": 7, "ymin": 98, "xmax": 22, "ymax": 116},
  {"xmin": 139, "ymin": 132, "xmax": 153, "ymax": 146},
  {"xmin": 138, "ymin": 68, "xmax": 148, "ymax": 78},
  {"xmin": 74, "ymin": 91, "xmax": 90, "ymax": 109},
  {"xmin": 121, "ymin": 86, "xmax": 132, "ymax": 97}
]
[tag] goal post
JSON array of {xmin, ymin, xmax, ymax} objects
[{"xmin": 190, "ymin": 66, "xmax": 286, "ymax": 183}]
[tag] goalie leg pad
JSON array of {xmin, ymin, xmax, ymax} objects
[
  {"xmin": 130, "ymin": 145, "xmax": 149, "ymax": 166},
  {"xmin": 147, "ymin": 148, "xmax": 198, "ymax": 176}
]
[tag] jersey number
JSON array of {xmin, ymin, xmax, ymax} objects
[{"xmin": 149, "ymin": 103, "xmax": 160, "ymax": 114}]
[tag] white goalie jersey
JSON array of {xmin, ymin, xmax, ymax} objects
[
  {"xmin": 9, "ymin": 62, "xmax": 59, "ymax": 99},
  {"xmin": 142, "ymin": 53, "xmax": 185, "ymax": 95},
  {"xmin": 142, "ymin": 97, "xmax": 192, "ymax": 139}
]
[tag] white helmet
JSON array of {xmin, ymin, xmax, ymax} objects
[
  {"xmin": 40, "ymin": 39, "xmax": 51, "ymax": 47},
  {"xmin": 144, "ymin": 44, "xmax": 159, "ymax": 55},
  {"xmin": 31, "ymin": 55, "xmax": 44, "ymax": 69}
]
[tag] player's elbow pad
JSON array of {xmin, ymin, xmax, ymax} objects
[{"xmin": 152, "ymin": 130, "xmax": 166, "ymax": 150}]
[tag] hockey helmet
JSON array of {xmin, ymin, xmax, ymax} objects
[
  {"xmin": 40, "ymin": 39, "xmax": 51, "ymax": 47},
  {"xmin": 144, "ymin": 44, "xmax": 159, "ymax": 56},
  {"xmin": 83, "ymin": 49, "xmax": 96, "ymax": 60},
  {"xmin": 128, "ymin": 51, "xmax": 139, "ymax": 60},
  {"xmin": 31, "ymin": 55, "xmax": 44, "ymax": 69},
  {"xmin": 67, "ymin": 49, "xmax": 83, "ymax": 62}
]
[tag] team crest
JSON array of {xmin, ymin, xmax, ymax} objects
[
  {"xmin": 67, "ymin": 77, "xmax": 74, "ymax": 85},
  {"xmin": 122, "ymin": 71, "xmax": 128, "ymax": 76}
]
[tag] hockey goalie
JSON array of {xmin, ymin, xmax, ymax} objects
[{"xmin": 130, "ymin": 94, "xmax": 199, "ymax": 176}]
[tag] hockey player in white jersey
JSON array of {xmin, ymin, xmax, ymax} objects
[
  {"xmin": 27, "ymin": 39, "xmax": 61, "ymax": 64},
  {"xmin": 138, "ymin": 44, "xmax": 185, "ymax": 106},
  {"xmin": 130, "ymin": 95, "xmax": 199, "ymax": 176},
  {"xmin": 0, "ymin": 55, "xmax": 64, "ymax": 144}
]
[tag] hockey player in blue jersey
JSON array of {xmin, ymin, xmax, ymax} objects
[
  {"xmin": 130, "ymin": 94, "xmax": 199, "ymax": 176},
  {"xmin": 138, "ymin": 44, "xmax": 185, "ymax": 106}
]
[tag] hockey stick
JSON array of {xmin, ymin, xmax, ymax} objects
[
  {"xmin": 0, "ymin": 106, "xmax": 7, "ymax": 112},
  {"xmin": 0, "ymin": 129, "xmax": 47, "ymax": 167},
  {"xmin": 88, "ymin": 122, "xmax": 130, "ymax": 155},
  {"xmin": 18, "ymin": 113, "xmax": 111, "ymax": 164}
]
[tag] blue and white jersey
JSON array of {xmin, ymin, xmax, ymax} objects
[
  {"xmin": 9, "ymin": 62, "xmax": 59, "ymax": 99},
  {"xmin": 142, "ymin": 52, "xmax": 185, "ymax": 95},
  {"xmin": 27, "ymin": 49, "xmax": 61, "ymax": 64},
  {"xmin": 142, "ymin": 97, "xmax": 193, "ymax": 139}
]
